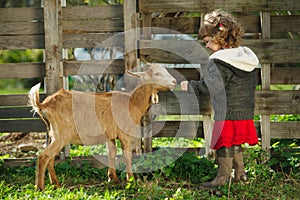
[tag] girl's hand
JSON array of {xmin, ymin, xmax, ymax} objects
[{"xmin": 180, "ymin": 81, "xmax": 189, "ymax": 91}]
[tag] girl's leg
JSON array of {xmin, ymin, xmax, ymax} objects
[
  {"xmin": 203, "ymin": 146, "xmax": 233, "ymax": 188},
  {"xmin": 233, "ymin": 145, "xmax": 248, "ymax": 182}
]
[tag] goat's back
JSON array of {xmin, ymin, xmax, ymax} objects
[{"xmin": 37, "ymin": 88, "xmax": 140, "ymax": 142}]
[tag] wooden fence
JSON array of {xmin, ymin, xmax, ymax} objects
[{"xmin": 0, "ymin": 0, "xmax": 300, "ymax": 161}]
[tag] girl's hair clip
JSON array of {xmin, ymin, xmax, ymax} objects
[{"xmin": 219, "ymin": 23, "xmax": 225, "ymax": 31}]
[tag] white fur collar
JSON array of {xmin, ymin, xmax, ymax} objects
[{"xmin": 209, "ymin": 46, "xmax": 259, "ymax": 72}]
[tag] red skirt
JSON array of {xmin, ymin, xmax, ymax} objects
[{"xmin": 211, "ymin": 120, "xmax": 258, "ymax": 150}]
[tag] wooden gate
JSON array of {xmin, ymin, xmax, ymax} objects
[{"xmin": 0, "ymin": 0, "xmax": 300, "ymax": 163}]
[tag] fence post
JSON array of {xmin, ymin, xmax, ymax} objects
[
  {"xmin": 199, "ymin": 13, "xmax": 213, "ymax": 157},
  {"xmin": 260, "ymin": 12, "xmax": 271, "ymax": 159},
  {"xmin": 141, "ymin": 12, "xmax": 153, "ymax": 153},
  {"xmin": 43, "ymin": 0, "xmax": 67, "ymax": 159},
  {"xmin": 123, "ymin": 0, "xmax": 144, "ymax": 152},
  {"xmin": 123, "ymin": 0, "xmax": 139, "ymax": 71},
  {"xmin": 43, "ymin": 0, "xmax": 64, "ymax": 94}
]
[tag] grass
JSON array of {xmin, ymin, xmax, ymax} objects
[
  {"xmin": 1, "ymin": 148, "xmax": 300, "ymax": 200},
  {"xmin": 1, "ymin": 177, "xmax": 299, "ymax": 200}
]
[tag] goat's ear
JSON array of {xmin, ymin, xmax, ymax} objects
[{"xmin": 126, "ymin": 70, "xmax": 145, "ymax": 79}]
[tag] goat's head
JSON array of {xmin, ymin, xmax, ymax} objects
[{"xmin": 126, "ymin": 63, "xmax": 177, "ymax": 91}]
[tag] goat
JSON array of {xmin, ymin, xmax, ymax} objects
[{"xmin": 28, "ymin": 63, "xmax": 177, "ymax": 190}]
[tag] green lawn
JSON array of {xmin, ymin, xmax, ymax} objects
[{"xmin": 1, "ymin": 146, "xmax": 299, "ymax": 200}]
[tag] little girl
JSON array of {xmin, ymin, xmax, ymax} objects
[{"xmin": 181, "ymin": 9, "xmax": 259, "ymax": 187}]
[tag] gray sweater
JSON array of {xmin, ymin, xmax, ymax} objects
[{"xmin": 189, "ymin": 46, "xmax": 259, "ymax": 120}]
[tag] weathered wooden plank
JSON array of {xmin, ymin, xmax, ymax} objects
[
  {"xmin": 0, "ymin": 107, "xmax": 35, "ymax": 119},
  {"xmin": 168, "ymin": 68, "xmax": 201, "ymax": 83},
  {"xmin": 0, "ymin": 7, "xmax": 43, "ymax": 22},
  {"xmin": 152, "ymin": 121, "xmax": 300, "ymax": 139},
  {"xmin": 2, "ymin": 90, "xmax": 297, "ymax": 115},
  {"xmin": 270, "ymin": 67, "xmax": 300, "ymax": 85},
  {"xmin": 150, "ymin": 15, "xmax": 299, "ymax": 36},
  {"xmin": 154, "ymin": 90, "xmax": 300, "ymax": 115},
  {"xmin": 140, "ymin": 39, "xmax": 300, "ymax": 64},
  {"xmin": 0, "ymin": 63, "xmax": 45, "ymax": 78},
  {"xmin": 1, "ymin": 118, "xmax": 298, "ymax": 139},
  {"xmin": 3, "ymin": 156, "xmax": 112, "ymax": 169},
  {"xmin": 260, "ymin": 11, "xmax": 272, "ymax": 155},
  {"xmin": 139, "ymin": 0, "xmax": 300, "ymax": 13},
  {"xmin": 62, "ymin": 20, "xmax": 124, "ymax": 34},
  {"xmin": 3, "ymin": 156, "xmax": 114, "ymax": 169},
  {"xmin": 0, "ymin": 21, "xmax": 44, "ymax": 36},
  {"xmin": 3, "ymin": 158, "xmax": 37, "ymax": 168},
  {"xmin": 62, "ymin": 5, "xmax": 123, "ymax": 20},
  {"xmin": 271, "ymin": 122, "xmax": 300, "ymax": 139},
  {"xmin": 63, "ymin": 60, "xmax": 125, "ymax": 76},
  {"xmin": 239, "ymin": 15, "xmax": 261, "ymax": 34},
  {"xmin": 150, "ymin": 17, "xmax": 200, "ymax": 34},
  {"xmin": 152, "ymin": 121, "xmax": 203, "ymax": 138},
  {"xmin": 255, "ymin": 90, "xmax": 300, "ymax": 114},
  {"xmin": 148, "ymin": 15, "xmax": 300, "ymax": 34},
  {"xmin": 151, "ymin": 91, "xmax": 209, "ymax": 115},
  {"xmin": 271, "ymin": 15, "xmax": 300, "ymax": 33},
  {"xmin": 140, "ymin": 40, "xmax": 209, "ymax": 64},
  {"xmin": 0, "ymin": 119, "xmax": 47, "ymax": 132},
  {"xmin": 0, "ymin": 35, "xmax": 44, "ymax": 50},
  {"xmin": 0, "ymin": 94, "xmax": 47, "ymax": 107},
  {"xmin": 150, "ymin": 15, "xmax": 260, "ymax": 34},
  {"xmin": 63, "ymin": 33, "xmax": 124, "ymax": 48},
  {"xmin": 167, "ymin": 67, "xmax": 300, "ymax": 85},
  {"xmin": 1, "ymin": 63, "xmax": 297, "ymax": 84}
]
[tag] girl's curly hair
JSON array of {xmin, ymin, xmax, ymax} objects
[{"xmin": 198, "ymin": 9, "xmax": 244, "ymax": 48}]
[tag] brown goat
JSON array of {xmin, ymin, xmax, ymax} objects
[{"xmin": 28, "ymin": 63, "xmax": 177, "ymax": 190}]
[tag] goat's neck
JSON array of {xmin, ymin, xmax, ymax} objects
[{"xmin": 130, "ymin": 84, "xmax": 156, "ymax": 116}]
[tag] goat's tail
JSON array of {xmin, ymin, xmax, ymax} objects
[
  {"xmin": 28, "ymin": 83, "xmax": 50, "ymax": 131},
  {"xmin": 28, "ymin": 83, "xmax": 42, "ymax": 114}
]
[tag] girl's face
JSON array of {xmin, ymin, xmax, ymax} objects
[{"xmin": 203, "ymin": 36, "xmax": 222, "ymax": 52}]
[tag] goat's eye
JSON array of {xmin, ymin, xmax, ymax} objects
[{"xmin": 155, "ymin": 72, "xmax": 161, "ymax": 76}]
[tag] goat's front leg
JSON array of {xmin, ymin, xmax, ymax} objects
[
  {"xmin": 123, "ymin": 149, "xmax": 134, "ymax": 181},
  {"xmin": 107, "ymin": 140, "xmax": 119, "ymax": 183}
]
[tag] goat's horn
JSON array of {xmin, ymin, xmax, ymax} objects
[{"xmin": 140, "ymin": 56, "xmax": 150, "ymax": 64}]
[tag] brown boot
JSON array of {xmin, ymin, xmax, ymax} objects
[
  {"xmin": 203, "ymin": 147, "xmax": 233, "ymax": 188},
  {"xmin": 233, "ymin": 145, "xmax": 248, "ymax": 183}
]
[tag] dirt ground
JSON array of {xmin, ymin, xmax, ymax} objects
[{"xmin": 0, "ymin": 132, "xmax": 46, "ymax": 158}]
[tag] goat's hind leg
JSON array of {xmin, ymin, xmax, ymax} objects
[
  {"xmin": 36, "ymin": 141, "xmax": 64, "ymax": 190},
  {"xmin": 48, "ymin": 157, "xmax": 61, "ymax": 188},
  {"xmin": 36, "ymin": 152, "xmax": 50, "ymax": 190}
]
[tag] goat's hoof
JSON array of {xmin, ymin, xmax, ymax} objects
[
  {"xmin": 35, "ymin": 185, "xmax": 44, "ymax": 191},
  {"xmin": 50, "ymin": 181, "xmax": 61, "ymax": 188},
  {"xmin": 53, "ymin": 183, "xmax": 61, "ymax": 189},
  {"xmin": 108, "ymin": 178, "xmax": 119, "ymax": 184}
]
